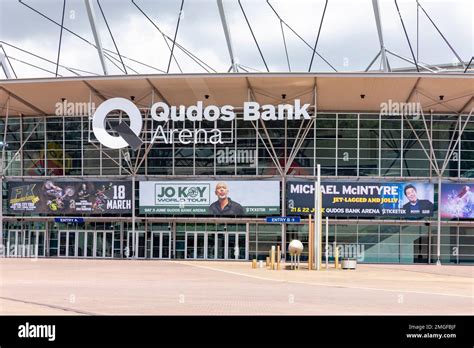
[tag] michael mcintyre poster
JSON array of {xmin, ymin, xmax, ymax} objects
[
  {"xmin": 440, "ymin": 183, "xmax": 474, "ymax": 219},
  {"xmin": 287, "ymin": 181, "xmax": 434, "ymax": 217},
  {"xmin": 7, "ymin": 180, "xmax": 132, "ymax": 214}
]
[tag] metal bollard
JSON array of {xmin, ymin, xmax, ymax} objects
[
  {"xmin": 270, "ymin": 246, "xmax": 275, "ymax": 270},
  {"xmin": 277, "ymin": 245, "xmax": 281, "ymax": 270}
]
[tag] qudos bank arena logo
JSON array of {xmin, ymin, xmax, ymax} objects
[
  {"xmin": 92, "ymin": 96, "xmax": 311, "ymax": 150},
  {"xmin": 92, "ymin": 97, "xmax": 143, "ymax": 150}
]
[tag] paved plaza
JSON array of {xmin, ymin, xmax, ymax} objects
[{"xmin": 0, "ymin": 259, "xmax": 472, "ymax": 315}]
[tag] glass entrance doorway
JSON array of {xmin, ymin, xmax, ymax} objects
[
  {"xmin": 126, "ymin": 231, "xmax": 146, "ymax": 258},
  {"xmin": 151, "ymin": 231, "xmax": 171, "ymax": 259},
  {"xmin": 5, "ymin": 230, "xmax": 45, "ymax": 257},
  {"xmin": 58, "ymin": 231, "xmax": 113, "ymax": 258},
  {"xmin": 185, "ymin": 232, "xmax": 246, "ymax": 260}
]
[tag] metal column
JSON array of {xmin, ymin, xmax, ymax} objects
[
  {"xmin": 85, "ymin": 0, "xmax": 109, "ymax": 75},
  {"xmin": 436, "ymin": 176, "xmax": 442, "ymax": 265},
  {"xmin": 0, "ymin": 174, "xmax": 3, "ymax": 254},
  {"xmin": 217, "ymin": 0, "xmax": 238, "ymax": 72},
  {"xmin": 0, "ymin": 52, "xmax": 13, "ymax": 79},
  {"xmin": 372, "ymin": 0, "xmax": 389, "ymax": 72},
  {"xmin": 0, "ymin": 97, "xmax": 9, "ymax": 254},
  {"xmin": 132, "ymin": 174, "xmax": 136, "ymax": 258},
  {"xmin": 281, "ymin": 175, "xmax": 286, "ymax": 260}
]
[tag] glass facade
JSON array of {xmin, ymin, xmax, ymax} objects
[{"xmin": 1, "ymin": 112, "xmax": 473, "ymax": 264}]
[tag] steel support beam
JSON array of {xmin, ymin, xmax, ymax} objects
[
  {"xmin": 365, "ymin": 51, "xmax": 381, "ymax": 72},
  {"xmin": 245, "ymin": 79, "xmax": 284, "ymax": 176},
  {"xmin": 402, "ymin": 112, "xmax": 441, "ymax": 177},
  {"xmin": 217, "ymin": 0, "xmax": 238, "ymax": 72},
  {"xmin": 372, "ymin": 0, "xmax": 389, "ymax": 72},
  {"xmin": 0, "ymin": 97, "xmax": 9, "ymax": 252},
  {"xmin": 417, "ymin": 1, "xmax": 466, "ymax": 69},
  {"xmin": 0, "ymin": 52, "xmax": 13, "ymax": 79},
  {"xmin": 440, "ymin": 109, "xmax": 473, "ymax": 175},
  {"xmin": 85, "ymin": 0, "xmax": 109, "ymax": 75}
]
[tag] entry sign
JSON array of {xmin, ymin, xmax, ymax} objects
[
  {"xmin": 266, "ymin": 216, "xmax": 301, "ymax": 223},
  {"xmin": 54, "ymin": 217, "xmax": 84, "ymax": 223}
]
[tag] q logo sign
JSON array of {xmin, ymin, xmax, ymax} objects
[{"xmin": 92, "ymin": 98, "xmax": 143, "ymax": 150}]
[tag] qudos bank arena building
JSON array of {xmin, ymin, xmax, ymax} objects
[{"xmin": 0, "ymin": 1, "xmax": 473, "ymax": 265}]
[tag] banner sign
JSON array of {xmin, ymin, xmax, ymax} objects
[
  {"xmin": 54, "ymin": 217, "xmax": 85, "ymax": 223},
  {"xmin": 266, "ymin": 216, "xmax": 301, "ymax": 223},
  {"xmin": 287, "ymin": 181, "xmax": 434, "ymax": 217},
  {"xmin": 440, "ymin": 183, "xmax": 474, "ymax": 219},
  {"xmin": 139, "ymin": 181, "xmax": 280, "ymax": 216},
  {"xmin": 7, "ymin": 180, "xmax": 132, "ymax": 214}
]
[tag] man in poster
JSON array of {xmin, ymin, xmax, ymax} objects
[
  {"xmin": 209, "ymin": 182, "xmax": 244, "ymax": 216},
  {"xmin": 402, "ymin": 184, "xmax": 433, "ymax": 215}
]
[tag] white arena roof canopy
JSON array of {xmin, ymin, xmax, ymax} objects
[{"xmin": 0, "ymin": 72, "xmax": 472, "ymax": 116}]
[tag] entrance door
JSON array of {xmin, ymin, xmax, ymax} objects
[
  {"xmin": 227, "ymin": 233, "xmax": 247, "ymax": 260},
  {"xmin": 58, "ymin": 231, "xmax": 68, "ymax": 257},
  {"xmin": 104, "ymin": 231, "xmax": 113, "ymax": 258},
  {"xmin": 127, "ymin": 231, "xmax": 146, "ymax": 258},
  {"xmin": 96, "ymin": 231, "xmax": 114, "ymax": 258},
  {"xmin": 151, "ymin": 232, "xmax": 171, "ymax": 259},
  {"xmin": 205, "ymin": 232, "xmax": 226, "ymax": 260},
  {"xmin": 58, "ymin": 231, "xmax": 78, "ymax": 257},
  {"xmin": 58, "ymin": 231, "xmax": 112, "ymax": 258},
  {"xmin": 86, "ymin": 231, "xmax": 94, "ymax": 257},
  {"xmin": 185, "ymin": 232, "xmax": 206, "ymax": 259},
  {"xmin": 27, "ymin": 230, "xmax": 46, "ymax": 257},
  {"xmin": 6, "ymin": 230, "xmax": 24, "ymax": 257},
  {"xmin": 77, "ymin": 232, "xmax": 86, "ymax": 257},
  {"xmin": 185, "ymin": 232, "xmax": 195, "ymax": 259},
  {"xmin": 186, "ymin": 232, "xmax": 246, "ymax": 260},
  {"xmin": 5, "ymin": 230, "xmax": 46, "ymax": 258}
]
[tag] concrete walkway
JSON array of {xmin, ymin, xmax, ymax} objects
[{"xmin": 0, "ymin": 258, "xmax": 472, "ymax": 315}]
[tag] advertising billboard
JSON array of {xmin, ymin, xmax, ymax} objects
[
  {"xmin": 7, "ymin": 180, "xmax": 132, "ymax": 214},
  {"xmin": 287, "ymin": 181, "xmax": 434, "ymax": 217},
  {"xmin": 139, "ymin": 181, "xmax": 280, "ymax": 215},
  {"xmin": 440, "ymin": 183, "xmax": 474, "ymax": 219}
]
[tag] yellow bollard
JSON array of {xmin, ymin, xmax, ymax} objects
[
  {"xmin": 252, "ymin": 259, "xmax": 257, "ymax": 269},
  {"xmin": 335, "ymin": 245, "xmax": 339, "ymax": 269},
  {"xmin": 266, "ymin": 256, "xmax": 270, "ymax": 268},
  {"xmin": 277, "ymin": 245, "xmax": 281, "ymax": 270}
]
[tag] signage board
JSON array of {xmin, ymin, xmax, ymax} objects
[
  {"xmin": 7, "ymin": 180, "xmax": 132, "ymax": 215},
  {"xmin": 286, "ymin": 181, "xmax": 434, "ymax": 217},
  {"xmin": 140, "ymin": 180, "xmax": 280, "ymax": 216}
]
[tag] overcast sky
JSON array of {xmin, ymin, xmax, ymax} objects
[{"xmin": 0, "ymin": 0, "xmax": 472, "ymax": 78}]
